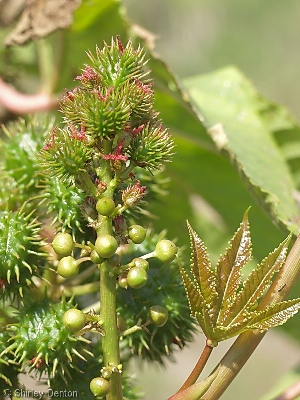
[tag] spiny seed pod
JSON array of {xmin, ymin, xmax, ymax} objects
[
  {"xmin": 52, "ymin": 232, "xmax": 74, "ymax": 257},
  {"xmin": 4, "ymin": 298, "xmax": 92, "ymax": 381},
  {"xmin": 41, "ymin": 177, "xmax": 86, "ymax": 239},
  {"xmin": 0, "ymin": 209, "xmax": 45, "ymax": 300},
  {"xmin": 0, "ymin": 117, "xmax": 52, "ymax": 205},
  {"xmin": 0, "ymin": 332, "xmax": 21, "ymax": 389},
  {"xmin": 39, "ymin": 127, "xmax": 92, "ymax": 185},
  {"xmin": 127, "ymin": 124, "xmax": 175, "ymax": 172},
  {"xmin": 117, "ymin": 230, "xmax": 196, "ymax": 364},
  {"xmin": 95, "ymin": 234, "xmax": 118, "ymax": 258}
]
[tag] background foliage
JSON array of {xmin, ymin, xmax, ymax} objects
[{"xmin": 1, "ymin": 1, "xmax": 300, "ymax": 399}]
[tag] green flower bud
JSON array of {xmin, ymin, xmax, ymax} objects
[
  {"xmin": 57, "ymin": 256, "xmax": 79, "ymax": 278},
  {"xmin": 63, "ymin": 309, "xmax": 86, "ymax": 333},
  {"xmin": 149, "ymin": 305, "xmax": 168, "ymax": 327},
  {"xmin": 90, "ymin": 377, "xmax": 110, "ymax": 397},
  {"xmin": 96, "ymin": 197, "xmax": 115, "ymax": 216},
  {"xmin": 132, "ymin": 257, "xmax": 149, "ymax": 271},
  {"xmin": 52, "ymin": 232, "xmax": 74, "ymax": 256},
  {"xmin": 127, "ymin": 266, "xmax": 148, "ymax": 289},
  {"xmin": 128, "ymin": 225, "xmax": 146, "ymax": 244},
  {"xmin": 95, "ymin": 234, "xmax": 118, "ymax": 258},
  {"xmin": 154, "ymin": 239, "xmax": 177, "ymax": 263}
]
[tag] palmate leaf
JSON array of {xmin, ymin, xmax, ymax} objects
[
  {"xmin": 178, "ymin": 259, "xmax": 204, "ymax": 316},
  {"xmin": 216, "ymin": 209, "xmax": 252, "ymax": 324},
  {"xmin": 187, "ymin": 221, "xmax": 219, "ymax": 323},
  {"xmin": 181, "ymin": 211, "xmax": 300, "ymax": 344},
  {"xmin": 225, "ymin": 235, "xmax": 291, "ymax": 326},
  {"xmin": 247, "ymin": 299, "xmax": 300, "ymax": 332}
]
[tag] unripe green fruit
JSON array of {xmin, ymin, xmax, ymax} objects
[
  {"xmin": 63, "ymin": 309, "xmax": 86, "ymax": 333},
  {"xmin": 154, "ymin": 240, "xmax": 177, "ymax": 263},
  {"xmin": 132, "ymin": 257, "xmax": 149, "ymax": 271},
  {"xmin": 95, "ymin": 234, "xmax": 118, "ymax": 258},
  {"xmin": 96, "ymin": 197, "xmax": 115, "ymax": 216},
  {"xmin": 52, "ymin": 232, "xmax": 74, "ymax": 256},
  {"xmin": 128, "ymin": 225, "xmax": 146, "ymax": 244},
  {"xmin": 90, "ymin": 249, "xmax": 105, "ymax": 264},
  {"xmin": 149, "ymin": 305, "xmax": 168, "ymax": 327},
  {"xmin": 118, "ymin": 275, "xmax": 128, "ymax": 288},
  {"xmin": 90, "ymin": 377, "xmax": 110, "ymax": 397},
  {"xmin": 127, "ymin": 266, "xmax": 148, "ymax": 289},
  {"xmin": 57, "ymin": 256, "xmax": 79, "ymax": 278}
]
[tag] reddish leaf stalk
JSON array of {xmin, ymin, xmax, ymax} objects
[
  {"xmin": 177, "ymin": 340, "xmax": 214, "ymax": 393},
  {"xmin": 0, "ymin": 78, "xmax": 58, "ymax": 114}
]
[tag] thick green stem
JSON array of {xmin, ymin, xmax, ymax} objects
[
  {"xmin": 199, "ymin": 234, "xmax": 300, "ymax": 400},
  {"xmin": 98, "ymin": 145, "xmax": 122, "ymax": 399},
  {"xmin": 100, "ymin": 260, "xmax": 122, "ymax": 400}
]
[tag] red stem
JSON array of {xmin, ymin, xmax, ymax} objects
[
  {"xmin": 0, "ymin": 78, "xmax": 58, "ymax": 114},
  {"xmin": 177, "ymin": 341, "xmax": 214, "ymax": 393}
]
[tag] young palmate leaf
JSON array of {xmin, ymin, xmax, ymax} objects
[{"xmin": 179, "ymin": 210, "xmax": 300, "ymax": 343}]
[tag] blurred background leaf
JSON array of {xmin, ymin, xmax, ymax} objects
[{"xmin": 1, "ymin": 0, "xmax": 300, "ymax": 398}]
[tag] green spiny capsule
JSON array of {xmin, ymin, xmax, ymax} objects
[
  {"xmin": 0, "ymin": 331, "xmax": 20, "ymax": 388},
  {"xmin": 4, "ymin": 298, "xmax": 92, "ymax": 380},
  {"xmin": 0, "ymin": 209, "xmax": 45, "ymax": 300},
  {"xmin": 42, "ymin": 177, "xmax": 86, "ymax": 239},
  {"xmin": 39, "ymin": 127, "xmax": 92, "ymax": 186},
  {"xmin": 128, "ymin": 124, "xmax": 175, "ymax": 172},
  {"xmin": 0, "ymin": 117, "xmax": 51, "ymax": 197}
]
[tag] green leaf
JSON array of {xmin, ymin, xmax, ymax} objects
[
  {"xmin": 178, "ymin": 259, "xmax": 204, "ymax": 316},
  {"xmin": 184, "ymin": 67, "xmax": 300, "ymax": 234},
  {"xmin": 247, "ymin": 299, "xmax": 300, "ymax": 332},
  {"xmin": 187, "ymin": 221, "xmax": 219, "ymax": 322},
  {"xmin": 228, "ymin": 235, "xmax": 291, "ymax": 326},
  {"xmin": 216, "ymin": 209, "xmax": 252, "ymax": 324},
  {"xmin": 213, "ymin": 315, "xmax": 255, "ymax": 341}
]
